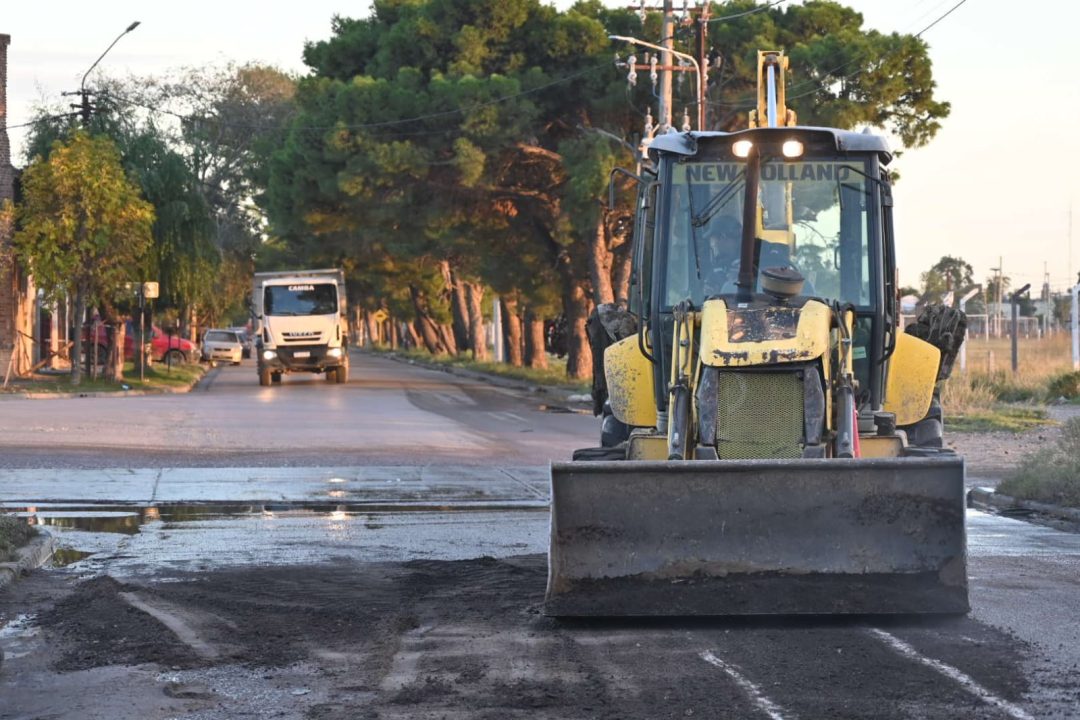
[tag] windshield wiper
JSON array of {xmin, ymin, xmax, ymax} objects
[{"xmin": 690, "ymin": 167, "xmax": 746, "ymax": 228}]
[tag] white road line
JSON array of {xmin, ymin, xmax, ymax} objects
[
  {"xmin": 700, "ymin": 650, "xmax": 793, "ymax": 720},
  {"xmin": 868, "ymin": 629, "xmax": 1034, "ymax": 720}
]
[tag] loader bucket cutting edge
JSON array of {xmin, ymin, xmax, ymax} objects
[{"xmin": 545, "ymin": 457, "xmax": 969, "ymax": 617}]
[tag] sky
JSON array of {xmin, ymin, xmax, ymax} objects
[{"xmin": 2, "ymin": 0, "xmax": 1078, "ymax": 293}]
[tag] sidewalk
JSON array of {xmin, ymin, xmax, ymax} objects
[{"xmin": 0, "ymin": 466, "xmax": 551, "ymax": 506}]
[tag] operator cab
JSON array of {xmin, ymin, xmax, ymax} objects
[{"xmin": 631, "ymin": 127, "xmax": 899, "ymax": 413}]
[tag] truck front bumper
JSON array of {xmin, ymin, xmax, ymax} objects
[{"xmin": 258, "ymin": 344, "xmax": 346, "ymax": 372}]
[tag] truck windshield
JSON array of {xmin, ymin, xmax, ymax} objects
[
  {"xmin": 264, "ymin": 284, "xmax": 338, "ymax": 316},
  {"xmin": 663, "ymin": 156, "xmax": 875, "ymax": 309}
]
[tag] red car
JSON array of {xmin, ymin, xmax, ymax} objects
[{"xmin": 82, "ymin": 322, "xmax": 196, "ymax": 364}]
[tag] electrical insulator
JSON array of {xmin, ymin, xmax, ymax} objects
[
  {"xmin": 681, "ymin": 108, "xmax": 691, "ymax": 132},
  {"xmin": 649, "ymin": 54, "xmax": 658, "ymax": 90},
  {"xmin": 677, "ymin": 57, "xmax": 688, "ymax": 89},
  {"xmin": 627, "ymin": 54, "xmax": 637, "ymax": 87},
  {"xmin": 644, "ymin": 107, "xmax": 655, "ymax": 140}
]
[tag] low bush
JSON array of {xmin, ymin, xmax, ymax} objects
[
  {"xmin": 997, "ymin": 418, "xmax": 1080, "ymax": 507},
  {"xmin": 0, "ymin": 514, "xmax": 37, "ymax": 562},
  {"xmin": 1047, "ymin": 371, "xmax": 1080, "ymax": 400}
]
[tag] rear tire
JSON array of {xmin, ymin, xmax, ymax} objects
[
  {"xmin": 258, "ymin": 368, "xmax": 272, "ymax": 387},
  {"xmin": 164, "ymin": 349, "xmax": 185, "ymax": 366}
]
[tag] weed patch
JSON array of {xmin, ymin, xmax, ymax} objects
[
  {"xmin": 1, "ymin": 362, "xmax": 203, "ymax": 395},
  {"xmin": 948, "ymin": 406, "xmax": 1052, "ymax": 433},
  {"xmin": 0, "ymin": 514, "xmax": 36, "ymax": 562},
  {"xmin": 997, "ymin": 418, "xmax": 1080, "ymax": 507}
]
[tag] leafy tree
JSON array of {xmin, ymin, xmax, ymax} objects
[
  {"xmin": 265, "ymin": 0, "xmax": 950, "ymax": 379},
  {"xmin": 13, "ymin": 132, "xmax": 155, "ymax": 384}
]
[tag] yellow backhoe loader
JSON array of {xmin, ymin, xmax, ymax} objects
[{"xmin": 546, "ymin": 51, "xmax": 969, "ymax": 616}]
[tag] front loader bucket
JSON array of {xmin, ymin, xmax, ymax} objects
[{"xmin": 545, "ymin": 456, "xmax": 968, "ymax": 616}]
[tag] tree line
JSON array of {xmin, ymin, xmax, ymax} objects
[{"xmin": 5, "ymin": 0, "xmax": 949, "ymax": 382}]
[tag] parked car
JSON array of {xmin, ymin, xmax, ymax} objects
[
  {"xmin": 202, "ymin": 329, "xmax": 244, "ymax": 367},
  {"xmin": 82, "ymin": 322, "xmax": 196, "ymax": 365},
  {"xmin": 228, "ymin": 326, "xmax": 254, "ymax": 359}
]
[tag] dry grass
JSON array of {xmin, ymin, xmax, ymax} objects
[{"xmin": 943, "ymin": 335, "xmax": 1078, "ymax": 412}]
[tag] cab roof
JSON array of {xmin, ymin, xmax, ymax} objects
[{"xmin": 648, "ymin": 126, "xmax": 892, "ymax": 164}]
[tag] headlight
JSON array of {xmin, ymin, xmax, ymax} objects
[
  {"xmin": 732, "ymin": 139, "xmax": 753, "ymax": 158},
  {"xmin": 327, "ymin": 347, "xmax": 342, "ymax": 358},
  {"xmin": 781, "ymin": 139, "xmax": 804, "ymax": 158},
  {"xmin": 262, "ymin": 349, "xmax": 276, "ymax": 361}
]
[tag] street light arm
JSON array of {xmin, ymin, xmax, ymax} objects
[{"xmin": 81, "ymin": 21, "xmax": 141, "ymax": 92}]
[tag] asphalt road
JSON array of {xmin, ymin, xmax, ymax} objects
[
  {"xmin": 1, "ymin": 353, "xmax": 1079, "ymax": 718},
  {"xmin": 0, "ymin": 353, "xmax": 599, "ymax": 467}
]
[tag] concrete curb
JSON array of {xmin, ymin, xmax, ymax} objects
[
  {"xmin": 0, "ymin": 366, "xmax": 207, "ymax": 401},
  {"xmin": 0, "ymin": 532, "xmax": 56, "ymax": 592},
  {"xmin": 371, "ymin": 350, "xmax": 593, "ymax": 407},
  {"xmin": 967, "ymin": 487, "xmax": 1080, "ymax": 524}
]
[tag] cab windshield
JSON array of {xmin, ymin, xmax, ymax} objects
[
  {"xmin": 264, "ymin": 283, "xmax": 338, "ymax": 316},
  {"xmin": 662, "ymin": 155, "xmax": 875, "ymax": 309}
]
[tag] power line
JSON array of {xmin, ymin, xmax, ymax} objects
[
  {"xmin": 709, "ymin": 0, "xmax": 973, "ymax": 110},
  {"xmin": 708, "ymin": 0, "xmax": 788, "ymax": 23}
]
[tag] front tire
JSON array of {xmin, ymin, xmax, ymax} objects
[
  {"xmin": 334, "ymin": 365, "xmax": 348, "ymax": 384},
  {"xmin": 258, "ymin": 367, "xmax": 272, "ymax": 386},
  {"xmin": 164, "ymin": 349, "xmax": 186, "ymax": 366},
  {"xmin": 271, "ymin": 372, "xmax": 282, "ymax": 384}
]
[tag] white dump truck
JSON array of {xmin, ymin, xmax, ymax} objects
[{"xmin": 252, "ymin": 269, "xmax": 349, "ymax": 386}]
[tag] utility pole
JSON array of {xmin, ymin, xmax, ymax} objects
[
  {"xmin": 658, "ymin": 0, "xmax": 674, "ymax": 133},
  {"xmin": 694, "ymin": 2, "xmax": 710, "ymax": 130}
]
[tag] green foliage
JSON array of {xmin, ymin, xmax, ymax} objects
[
  {"xmin": 998, "ymin": 418, "xmax": 1080, "ymax": 507},
  {"xmin": 948, "ymin": 406, "xmax": 1051, "ymax": 433},
  {"xmin": 14, "ymin": 132, "xmax": 155, "ymax": 303},
  {"xmin": 0, "ymin": 514, "xmax": 36, "ymax": 563},
  {"xmin": 1047, "ymin": 371, "xmax": 1080, "ymax": 399}
]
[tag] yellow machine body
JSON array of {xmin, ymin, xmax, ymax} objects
[{"xmin": 547, "ymin": 50, "xmax": 967, "ymax": 617}]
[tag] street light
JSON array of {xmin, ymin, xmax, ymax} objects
[
  {"xmin": 76, "ymin": 21, "xmax": 141, "ymax": 122},
  {"xmin": 609, "ymin": 35, "xmax": 703, "ymax": 132}
]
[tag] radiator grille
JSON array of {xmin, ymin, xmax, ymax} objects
[{"xmin": 716, "ymin": 372, "xmax": 805, "ymax": 459}]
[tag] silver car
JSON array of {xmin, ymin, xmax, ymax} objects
[{"xmin": 202, "ymin": 329, "xmax": 244, "ymax": 367}]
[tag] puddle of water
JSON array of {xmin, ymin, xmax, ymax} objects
[{"xmin": 51, "ymin": 547, "xmax": 94, "ymax": 567}]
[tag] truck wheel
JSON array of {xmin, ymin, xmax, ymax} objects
[
  {"xmin": 271, "ymin": 372, "xmax": 282, "ymax": 384},
  {"xmin": 335, "ymin": 366, "xmax": 348, "ymax": 384},
  {"xmin": 324, "ymin": 369, "xmax": 336, "ymax": 383},
  {"xmin": 164, "ymin": 349, "xmax": 186, "ymax": 366},
  {"xmin": 258, "ymin": 368, "xmax": 272, "ymax": 386}
]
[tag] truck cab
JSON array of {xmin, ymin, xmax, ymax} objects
[{"xmin": 253, "ymin": 269, "xmax": 349, "ymax": 386}]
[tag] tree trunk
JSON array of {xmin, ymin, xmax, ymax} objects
[
  {"xmin": 409, "ymin": 285, "xmax": 448, "ymax": 354},
  {"xmin": 501, "ymin": 297, "xmax": 523, "ymax": 367},
  {"xmin": 403, "ymin": 321, "xmax": 421, "ymax": 350},
  {"xmin": 71, "ymin": 287, "xmax": 86, "ymax": 386},
  {"xmin": 107, "ymin": 321, "xmax": 126, "ymax": 383},
  {"xmin": 437, "ymin": 323, "xmax": 458, "ymax": 356},
  {"xmin": 612, "ymin": 237, "xmax": 634, "ymax": 306},
  {"xmin": 441, "ymin": 261, "xmax": 470, "ymax": 353},
  {"xmin": 588, "ymin": 213, "xmax": 615, "ymax": 306},
  {"xmin": 524, "ymin": 309, "xmax": 548, "ymax": 370},
  {"xmin": 464, "ymin": 281, "xmax": 487, "ymax": 361},
  {"xmin": 388, "ymin": 314, "xmax": 398, "ymax": 350},
  {"xmin": 562, "ymin": 278, "xmax": 592, "ymax": 380},
  {"xmin": 364, "ymin": 310, "xmax": 379, "ymax": 348}
]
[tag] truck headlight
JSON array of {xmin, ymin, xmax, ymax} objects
[
  {"xmin": 262, "ymin": 349, "xmax": 276, "ymax": 361},
  {"xmin": 327, "ymin": 347, "xmax": 342, "ymax": 358}
]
